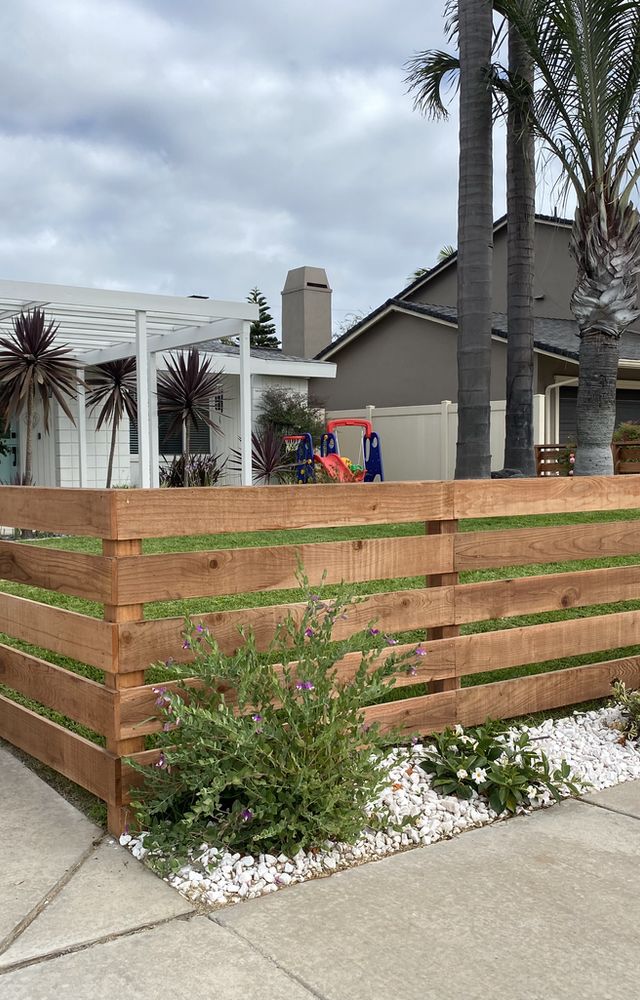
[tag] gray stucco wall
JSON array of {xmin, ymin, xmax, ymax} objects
[
  {"xmin": 405, "ymin": 220, "xmax": 577, "ymax": 319},
  {"xmin": 311, "ymin": 311, "xmax": 508, "ymax": 409}
]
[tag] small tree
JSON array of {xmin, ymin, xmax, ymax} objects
[
  {"xmin": 157, "ymin": 348, "xmax": 224, "ymax": 487},
  {"xmin": 86, "ymin": 359, "xmax": 137, "ymax": 488},
  {"xmin": 248, "ymin": 287, "xmax": 279, "ymax": 350},
  {"xmin": 258, "ymin": 385, "xmax": 325, "ymax": 441},
  {"xmin": 0, "ymin": 308, "xmax": 78, "ymax": 485}
]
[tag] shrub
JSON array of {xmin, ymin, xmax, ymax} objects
[
  {"xmin": 613, "ymin": 421, "xmax": 640, "ymax": 442},
  {"xmin": 418, "ymin": 721, "xmax": 582, "ymax": 814},
  {"xmin": 611, "ymin": 680, "xmax": 640, "ymax": 740},
  {"xmin": 229, "ymin": 424, "xmax": 297, "ymax": 484},
  {"xmin": 128, "ymin": 584, "xmax": 419, "ymax": 863},
  {"xmin": 258, "ymin": 385, "xmax": 325, "ymax": 442},
  {"xmin": 159, "ymin": 453, "xmax": 226, "ymax": 488}
]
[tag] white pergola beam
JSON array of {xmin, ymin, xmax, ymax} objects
[
  {"xmin": 148, "ymin": 353, "xmax": 160, "ymax": 488},
  {"xmin": 239, "ymin": 321, "xmax": 252, "ymax": 487},
  {"xmin": 0, "ymin": 278, "xmax": 258, "ymax": 322},
  {"xmin": 75, "ymin": 316, "xmax": 250, "ymax": 366},
  {"xmin": 135, "ymin": 311, "xmax": 151, "ymax": 489}
]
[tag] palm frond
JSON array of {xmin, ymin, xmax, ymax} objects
[
  {"xmin": 404, "ymin": 49, "xmax": 461, "ymax": 119},
  {"xmin": 86, "ymin": 358, "xmax": 137, "ymax": 431},
  {"xmin": 156, "ymin": 348, "xmax": 224, "ymax": 443}
]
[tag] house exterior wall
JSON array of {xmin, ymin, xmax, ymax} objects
[
  {"xmin": 56, "ymin": 397, "xmax": 131, "ymax": 488},
  {"xmin": 405, "ymin": 220, "xmax": 577, "ymax": 320},
  {"xmin": 311, "ymin": 312, "xmax": 508, "ymax": 409}
]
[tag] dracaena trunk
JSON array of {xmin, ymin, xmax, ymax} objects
[
  {"xmin": 24, "ymin": 383, "xmax": 35, "ymax": 486},
  {"xmin": 504, "ymin": 19, "xmax": 536, "ymax": 476},
  {"xmin": 455, "ymin": 0, "xmax": 494, "ymax": 480},
  {"xmin": 571, "ymin": 198, "xmax": 640, "ymax": 476}
]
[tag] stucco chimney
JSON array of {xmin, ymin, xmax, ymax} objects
[{"xmin": 281, "ymin": 266, "xmax": 332, "ymax": 358}]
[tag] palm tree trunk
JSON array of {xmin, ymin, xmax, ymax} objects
[
  {"xmin": 455, "ymin": 0, "xmax": 494, "ymax": 480},
  {"xmin": 106, "ymin": 419, "xmax": 118, "ymax": 489},
  {"xmin": 574, "ymin": 332, "xmax": 619, "ymax": 475},
  {"xmin": 504, "ymin": 18, "xmax": 536, "ymax": 476},
  {"xmin": 24, "ymin": 383, "xmax": 35, "ymax": 486}
]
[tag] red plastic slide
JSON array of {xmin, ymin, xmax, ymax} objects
[{"xmin": 314, "ymin": 454, "xmax": 365, "ymax": 482}]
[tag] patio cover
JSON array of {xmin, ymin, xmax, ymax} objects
[{"xmin": 0, "ymin": 278, "xmax": 261, "ymax": 487}]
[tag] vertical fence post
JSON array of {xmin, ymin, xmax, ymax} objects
[
  {"xmin": 103, "ymin": 537, "xmax": 145, "ymax": 836},
  {"xmin": 426, "ymin": 518, "xmax": 460, "ymax": 694}
]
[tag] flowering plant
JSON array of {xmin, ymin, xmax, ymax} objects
[
  {"xmin": 418, "ymin": 721, "xmax": 582, "ymax": 814},
  {"xmin": 611, "ymin": 680, "xmax": 640, "ymax": 741},
  {"xmin": 129, "ymin": 580, "xmax": 419, "ymax": 860}
]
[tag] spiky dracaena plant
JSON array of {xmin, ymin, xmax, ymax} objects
[
  {"xmin": 230, "ymin": 423, "xmax": 297, "ymax": 485},
  {"xmin": 496, "ymin": 0, "xmax": 640, "ymax": 475},
  {"xmin": 156, "ymin": 348, "xmax": 224, "ymax": 487},
  {"xmin": 0, "ymin": 309, "xmax": 78, "ymax": 485},
  {"xmin": 86, "ymin": 359, "xmax": 137, "ymax": 488}
]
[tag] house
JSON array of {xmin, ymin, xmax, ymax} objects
[
  {"xmin": 308, "ymin": 215, "xmax": 640, "ymax": 446},
  {"xmin": 0, "ymin": 272, "xmax": 335, "ymax": 488}
]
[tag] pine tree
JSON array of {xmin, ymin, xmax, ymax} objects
[{"xmin": 248, "ymin": 287, "xmax": 279, "ymax": 350}]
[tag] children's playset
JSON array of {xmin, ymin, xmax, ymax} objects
[{"xmin": 284, "ymin": 418, "xmax": 384, "ymax": 484}]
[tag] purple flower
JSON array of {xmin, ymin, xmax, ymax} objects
[
  {"xmin": 155, "ymin": 753, "xmax": 167, "ymax": 769},
  {"xmin": 415, "ymin": 647, "xmax": 427, "ymax": 656},
  {"xmin": 369, "ymin": 628, "xmax": 380, "ymax": 636},
  {"xmin": 162, "ymin": 721, "xmax": 172, "ymax": 732},
  {"xmin": 411, "ymin": 736, "xmax": 419, "ymax": 746},
  {"xmin": 196, "ymin": 623, "xmax": 205, "ymax": 634},
  {"xmin": 164, "ymin": 657, "xmax": 175, "ymax": 668},
  {"xmin": 309, "ymin": 594, "xmax": 321, "ymax": 603},
  {"xmin": 241, "ymin": 808, "xmax": 253, "ymax": 822},
  {"xmin": 182, "ymin": 639, "xmax": 191, "ymax": 650},
  {"xmin": 305, "ymin": 627, "xmax": 315, "ymax": 638},
  {"xmin": 406, "ymin": 665, "xmax": 417, "ymax": 677},
  {"xmin": 153, "ymin": 686, "xmax": 169, "ymax": 707},
  {"xmin": 385, "ymin": 635, "xmax": 398, "ymax": 646},
  {"xmin": 295, "ymin": 680, "xmax": 315, "ymax": 691},
  {"xmin": 251, "ymin": 713, "xmax": 263, "ymax": 723}
]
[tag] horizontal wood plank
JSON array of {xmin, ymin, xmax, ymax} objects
[
  {"xmin": 114, "ymin": 534, "xmax": 453, "ymax": 603},
  {"xmin": 0, "ymin": 486, "xmax": 114, "ymax": 536},
  {"xmin": 454, "ymin": 564, "xmax": 640, "ymax": 624},
  {"xmin": 116, "ymin": 586, "xmax": 457, "ymax": 671},
  {"xmin": 0, "ymin": 695, "xmax": 117, "ymax": 800},
  {"xmin": 0, "ymin": 592, "xmax": 115, "ymax": 671},
  {"xmin": 111, "ymin": 482, "xmax": 454, "ymax": 538},
  {"xmin": 455, "ymin": 658, "xmax": 640, "ymax": 726},
  {"xmin": 0, "ymin": 644, "xmax": 114, "ymax": 737},
  {"xmin": 455, "ymin": 521, "xmax": 640, "ymax": 571},
  {"xmin": 363, "ymin": 690, "xmax": 456, "ymax": 735},
  {"xmin": 0, "ymin": 541, "xmax": 112, "ymax": 601},
  {"xmin": 453, "ymin": 476, "xmax": 640, "ymax": 519}
]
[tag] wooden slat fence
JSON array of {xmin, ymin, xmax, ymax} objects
[{"xmin": 1, "ymin": 478, "xmax": 640, "ymax": 836}]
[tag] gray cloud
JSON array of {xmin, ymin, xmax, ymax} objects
[{"xmin": 0, "ymin": 0, "xmax": 512, "ymax": 334}]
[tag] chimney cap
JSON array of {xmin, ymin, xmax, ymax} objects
[{"xmin": 282, "ymin": 266, "xmax": 332, "ymax": 294}]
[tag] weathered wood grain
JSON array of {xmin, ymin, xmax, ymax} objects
[{"xmin": 0, "ymin": 540, "xmax": 112, "ymax": 601}]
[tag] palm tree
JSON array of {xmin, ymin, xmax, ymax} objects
[
  {"xmin": 0, "ymin": 309, "xmax": 78, "ymax": 485},
  {"xmin": 407, "ymin": 1, "xmax": 495, "ymax": 478},
  {"xmin": 157, "ymin": 348, "xmax": 224, "ymax": 487},
  {"xmin": 497, "ymin": 0, "xmax": 640, "ymax": 475},
  {"xmin": 407, "ymin": 5, "xmax": 537, "ymax": 477},
  {"xmin": 86, "ymin": 359, "xmax": 137, "ymax": 488},
  {"xmin": 504, "ymin": 14, "xmax": 536, "ymax": 475}
]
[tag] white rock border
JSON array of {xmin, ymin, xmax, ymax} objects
[{"xmin": 121, "ymin": 707, "xmax": 640, "ymax": 909}]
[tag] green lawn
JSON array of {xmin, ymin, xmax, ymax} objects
[{"xmin": 4, "ymin": 505, "xmax": 640, "ymax": 823}]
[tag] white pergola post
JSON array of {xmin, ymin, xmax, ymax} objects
[
  {"xmin": 148, "ymin": 352, "xmax": 160, "ymax": 488},
  {"xmin": 239, "ymin": 321, "xmax": 253, "ymax": 486},
  {"xmin": 135, "ymin": 310, "xmax": 151, "ymax": 488},
  {"xmin": 77, "ymin": 369, "xmax": 88, "ymax": 488}
]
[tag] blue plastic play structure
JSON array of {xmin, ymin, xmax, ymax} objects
[
  {"xmin": 283, "ymin": 433, "xmax": 316, "ymax": 483},
  {"xmin": 284, "ymin": 420, "xmax": 384, "ymax": 483}
]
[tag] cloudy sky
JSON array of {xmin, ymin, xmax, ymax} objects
[{"xmin": 0, "ymin": 0, "xmax": 550, "ymax": 338}]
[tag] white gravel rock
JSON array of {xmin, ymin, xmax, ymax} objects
[{"xmin": 123, "ymin": 707, "xmax": 640, "ymax": 911}]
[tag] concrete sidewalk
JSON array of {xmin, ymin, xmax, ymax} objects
[{"xmin": 2, "ymin": 743, "xmax": 639, "ymax": 1000}]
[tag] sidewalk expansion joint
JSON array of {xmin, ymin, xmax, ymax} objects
[
  {"xmin": 0, "ymin": 910, "xmax": 196, "ymax": 976},
  {"xmin": 577, "ymin": 796, "xmax": 640, "ymax": 823},
  {"xmin": 211, "ymin": 916, "xmax": 330, "ymax": 1000},
  {"xmin": 0, "ymin": 830, "xmax": 107, "ymax": 959}
]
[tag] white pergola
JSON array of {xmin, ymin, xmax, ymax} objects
[{"xmin": 0, "ymin": 279, "xmax": 262, "ymax": 487}]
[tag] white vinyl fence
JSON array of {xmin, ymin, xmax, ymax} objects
[{"xmin": 325, "ymin": 397, "xmax": 545, "ymax": 481}]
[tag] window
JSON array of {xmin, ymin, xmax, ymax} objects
[{"xmin": 129, "ymin": 413, "xmax": 211, "ymax": 455}]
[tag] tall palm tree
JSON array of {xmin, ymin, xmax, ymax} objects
[
  {"xmin": 497, "ymin": 0, "xmax": 640, "ymax": 475},
  {"xmin": 0, "ymin": 309, "xmax": 78, "ymax": 485},
  {"xmin": 157, "ymin": 348, "xmax": 224, "ymax": 487},
  {"xmin": 86, "ymin": 359, "xmax": 137, "ymax": 488},
  {"xmin": 407, "ymin": 4, "xmax": 537, "ymax": 476}
]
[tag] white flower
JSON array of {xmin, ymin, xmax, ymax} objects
[
  {"xmin": 497, "ymin": 752, "xmax": 510, "ymax": 766},
  {"xmin": 459, "ymin": 734, "xmax": 474, "ymax": 745},
  {"xmin": 456, "ymin": 768, "xmax": 468, "ymax": 780},
  {"xmin": 526, "ymin": 785, "xmax": 538, "ymax": 799},
  {"xmin": 454, "ymin": 724, "xmax": 464, "ymax": 737},
  {"xmin": 449, "ymin": 744, "xmax": 459, "ymax": 753},
  {"xmin": 471, "ymin": 767, "xmax": 487, "ymax": 784}
]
